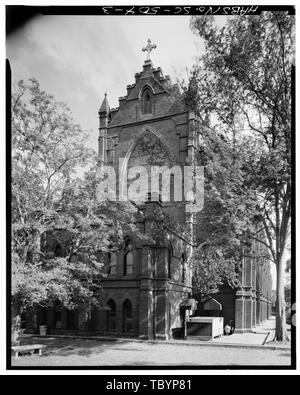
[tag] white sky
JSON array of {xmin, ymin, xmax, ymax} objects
[{"xmin": 7, "ymin": 15, "xmax": 203, "ymax": 149}]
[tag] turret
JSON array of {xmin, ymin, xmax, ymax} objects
[{"xmin": 98, "ymin": 93, "xmax": 110, "ymax": 162}]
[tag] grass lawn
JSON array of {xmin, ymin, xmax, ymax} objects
[{"xmin": 10, "ymin": 336, "xmax": 292, "ymax": 367}]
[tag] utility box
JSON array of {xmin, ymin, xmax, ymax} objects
[{"xmin": 186, "ymin": 316, "xmax": 223, "ymax": 340}]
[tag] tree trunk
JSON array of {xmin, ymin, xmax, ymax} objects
[
  {"xmin": 11, "ymin": 300, "xmax": 22, "ymax": 346},
  {"xmin": 274, "ymin": 254, "xmax": 289, "ymax": 341}
]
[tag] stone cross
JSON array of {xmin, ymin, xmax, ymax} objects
[{"xmin": 142, "ymin": 38, "xmax": 157, "ymax": 60}]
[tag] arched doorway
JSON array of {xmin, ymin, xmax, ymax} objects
[
  {"xmin": 123, "ymin": 299, "xmax": 133, "ymax": 333},
  {"xmin": 106, "ymin": 299, "xmax": 116, "ymax": 332}
]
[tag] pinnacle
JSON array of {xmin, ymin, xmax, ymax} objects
[{"xmin": 99, "ymin": 93, "xmax": 110, "ymax": 114}]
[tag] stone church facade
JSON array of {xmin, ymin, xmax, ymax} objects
[
  {"xmin": 31, "ymin": 45, "xmax": 273, "ymax": 339},
  {"xmin": 93, "ymin": 56, "xmax": 198, "ymax": 340}
]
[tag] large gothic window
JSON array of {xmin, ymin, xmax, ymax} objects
[
  {"xmin": 123, "ymin": 299, "xmax": 133, "ymax": 332},
  {"xmin": 123, "ymin": 238, "xmax": 133, "ymax": 276},
  {"xmin": 141, "ymin": 87, "xmax": 153, "ymax": 114},
  {"xmin": 127, "ymin": 131, "xmax": 172, "ymax": 204},
  {"xmin": 106, "ymin": 299, "xmax": 116, "ymax": 331}
]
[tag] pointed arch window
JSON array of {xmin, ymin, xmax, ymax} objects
[
  {"xmin": 124, "ymin": 238, "xmax": 134, "ymax": 276},
  {"xmin": 106, "ymin": 299, "xmax": 116, "ymax": 331},
  {"xmin": 181, "ymin": 253, "xmax": 186, "ymax": 283},
  {"xmin": 123, "ymin": 299, "xmax": 133, "ymax": 332},
  {"xmin": 141, "ymin": 87, "xmax": 153, "ymax": 114},
  {"xmin": 107, "ymin": 251, "xmax": 117, "ymax": 276}
]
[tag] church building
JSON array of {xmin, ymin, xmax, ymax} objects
[
  {"xmin": 93, "ymin": 39, "xmax": 198, "ymax": 339},
  {"xmin": 32, "ymin": 40, "xmax": 273, "ymax": 339}
]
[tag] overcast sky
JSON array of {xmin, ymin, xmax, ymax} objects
[{"xmin": 7, "ymin": 15, "xmax": 203, "ymax": 149}]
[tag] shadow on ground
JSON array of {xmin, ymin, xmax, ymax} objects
[
  {"xmin": 18, "ymin": 336, "xmax": 142, "ymax": 358},
  {"xmin": 11, "ymin": 334, "xmax": 292, "ymax": 367}
]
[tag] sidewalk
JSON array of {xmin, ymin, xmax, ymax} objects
[{"xmin": 210, "ymin": 316, "xmax": 290, "ymax": 349}]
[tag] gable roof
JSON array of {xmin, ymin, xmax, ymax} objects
[{"xmin": 107, "ymin": 59, "xmax": 185, "ymax": 126}]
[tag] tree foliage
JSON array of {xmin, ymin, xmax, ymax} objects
[
  {"xmin": 187, "ymin": 11, "xmax": 294, "ymax": 340},
  {"xmin": 11, "ymin": 79, "xmax": 138, "ymax": 320},
  {"xmin": 190, "ymin": 127, "xmax": 257, "ymax": 295}
]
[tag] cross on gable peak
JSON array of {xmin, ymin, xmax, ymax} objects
[{"xmin": 142, "ymin": 38, "xmax": 157, "ymax": 61}]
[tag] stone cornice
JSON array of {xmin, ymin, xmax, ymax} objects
[{"xmin": 108, "ymin": 111, "xmax": 189, "ymax": 130}]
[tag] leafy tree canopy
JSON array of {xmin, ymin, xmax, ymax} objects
[
  {"xmin": 186, "ymin": 11, "xmax": 293, "ymax": 340},
  {"xmin": 12, "ymin": 79, "xmax": 139, "ymax": 315}
]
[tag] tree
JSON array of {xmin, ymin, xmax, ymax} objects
[
  {"xmin": 188, "ymin": 11, "xmax": 294, "ymax": 340},
  {"xmin": 189, "ymin": 122, "xmax": 253, "ymax": 296},
  {"xmin": 11, "ymin": 79, "xmax": 138, "ymax": 343}
]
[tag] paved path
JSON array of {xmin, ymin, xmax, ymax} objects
[
  {"xmin": 11, "ymin": 336, "xmax": 291, "ymax": 367},
  {"xmin": 212, "ymin": 316, "xmax": 278, "ymax": 346},
  {"xmin": 212, "ymin": 332, "xmax": 267, "ymax": 345}
]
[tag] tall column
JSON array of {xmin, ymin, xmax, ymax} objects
[
  {"xmin": 262, "ymin": 266, "xmax": 267, "ymax": 321},
  {"xmin": 252, "ymin": 289, "xmax": 257, "ymax": 328},
  {"xmin": 252, "ymin": 240, "xmax": 257, "ymax": 328},
  {"xmin": 235, "ymin": 249, "xmax": 245, "ymax": 333},
  {"xmin": 154, "ymin": 248, "xmax": 169, "ymax": 340},
  {"xmin": 138, "ymin": 201, "xmax": 161, "ymax": 339},
  {"xmin": 185, "ymin": 112, "xmax": 198, "ymax": 241},
  {"xmin": 256, "ymin": 291, "xmax": 261, "ymax": 324},
  {"xmin": 98, "ymin": 93, "xmax": 110, "ymax": 163},
  {"xmin": 155, "ymin": 290, "xmax": 169, "ymax": 340},
  {"xmin": 259, "ymin": 261, "xmax": 263, "ymax": 323},
  {"xmin": 98, "ymin": 129, "xmax": 107, "ymax": 163},
  {"xmin": 235, "ymin": 288, "xmax": 245, "ymax": 332},
  {"xmin": 244, "ymin": 252, "xmax": 253, "ymax": 332},
  {"xmin": 138, "ymin": 246, "xmax": 154, "ymax": 339}
]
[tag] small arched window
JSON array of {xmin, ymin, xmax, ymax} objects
[
  {"xmin": 141, "ymin": 87, "xmax": 153, "ymax": 114},
  {"xmin": 124, "ymin": 238, "xmax": 133, "ymax": 276},
  {"xmin": 106, "ymin": 299, "xmax": 116, "ymax": 331},
  {"xmin": 123, "ymin": 299, "xmax": 133, "ymax": 332},
  {"xmin": 181, "ymin": 253, "xmax": 186, "ymax": 283}
]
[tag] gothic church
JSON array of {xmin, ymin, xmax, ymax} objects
[{"xmin": 33, "ymin": 40, "xmax": 273, "ymax": 339}]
